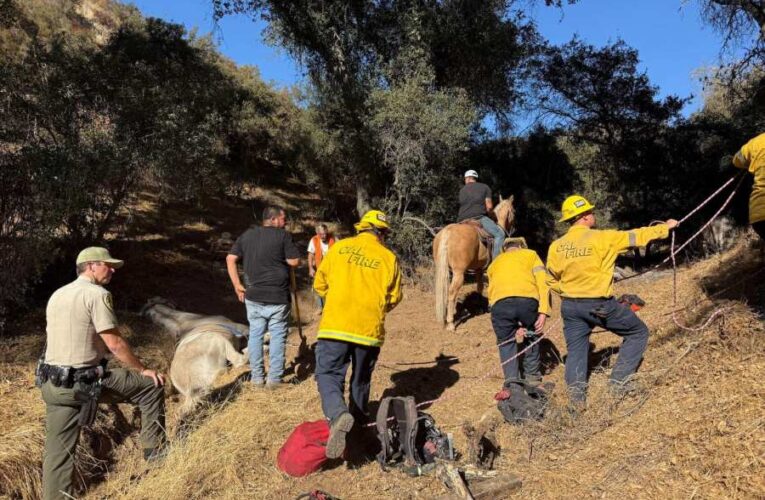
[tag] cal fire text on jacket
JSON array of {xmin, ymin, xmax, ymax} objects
[
  {"xmin": 338, "ymin": 246, "xmax": 382, "ymax": 269},
  {"xmin": 555, "ymin": 242, "xmax": 594, "ymax": 259}
]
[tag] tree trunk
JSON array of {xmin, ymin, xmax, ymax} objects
[{"xmin": 356, "ymin": 183, "xmax": 371, "ymax": 217}]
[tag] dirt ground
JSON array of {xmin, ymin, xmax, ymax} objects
[{"xmin": 2, "ymin": 185, "xmax": 764, "ymax": 499}]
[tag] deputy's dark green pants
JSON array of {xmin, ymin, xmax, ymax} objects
[{"xmin": 41, "ymin": 368, "xmax": 166, "ymax": 500}]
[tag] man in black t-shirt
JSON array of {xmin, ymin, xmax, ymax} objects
[
  {"xmin": 457, "ymin": 170, "xmax": 504, "ymax": 259},
  {"xmin": 226, "ymin": 205, "xmax": 300, "ymax": 388}
]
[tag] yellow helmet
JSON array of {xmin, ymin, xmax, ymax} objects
[
  {"xmin": 354, "ymin": 209, "xmax": 390, "ymax": 232},
  {"xmin": 559, "ymin": 195, "xmax": 595, "ymax": 222}
]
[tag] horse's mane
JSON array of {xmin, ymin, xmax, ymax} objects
[{"xmin": 494, "ymin": 196, "xmax": 515, "ymax": 233}]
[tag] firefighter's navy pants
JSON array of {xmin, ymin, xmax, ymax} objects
[
  {"xmin": 561, "ymin": 297, "xmax": 649, "ymax": 403},
  {"xmin": 315, "ymin": 339, "xmax": 380, "ymax": 423},
  {"xmin": 490, "ymin": 297, "xmax": 542, "ymax": 385}
]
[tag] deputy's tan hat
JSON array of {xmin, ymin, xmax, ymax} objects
[{"xmin": 76, "ymin": 247, "xmax": 124, "ymax": 268}]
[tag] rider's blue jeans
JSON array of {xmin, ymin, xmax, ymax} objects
[{"xmin": 479, "ymin": 216, "xmax": 505, "ymax": 260}]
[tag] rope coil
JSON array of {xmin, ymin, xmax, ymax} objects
[
  {"xmin": 618, "ymin": 172, "xmax": 745, "ymax": 283},
  {"xmin": 364, "ymin": 172, "xmax": 746, "ymax": 425}
]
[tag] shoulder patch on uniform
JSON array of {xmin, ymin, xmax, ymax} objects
[{"xmin": 103, "ymin": 293, "xmax": 114, "ymax": 313}]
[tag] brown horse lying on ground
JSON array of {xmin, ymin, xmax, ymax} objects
[
  {"xmin": 141, "ymin": 297, "xmax": 263, "ymax": 418},
  {"xmin": 433, "ymin": 197, "xmax": 515, "ymax": 331}
]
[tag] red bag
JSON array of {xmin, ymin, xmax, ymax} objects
[{"xmin": 277, "ymin": 420, "xmax": 330, "ymax": 477}]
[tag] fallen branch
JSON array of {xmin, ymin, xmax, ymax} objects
[{"xmin": 401, "ymin": 216, "xmax": 439, "ymax": 237}]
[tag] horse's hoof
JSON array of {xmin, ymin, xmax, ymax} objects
[{"xmin": 446, "ymin": 323, "xmax": 455, "ymax": 332}]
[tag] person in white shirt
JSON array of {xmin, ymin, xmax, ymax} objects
[{"xmin": 307, "ymin": 223, "xmax": 336, "ymax": 315}]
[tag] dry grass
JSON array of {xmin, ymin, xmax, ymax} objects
[
  {"xmin": 3, "ymin": 187, "xmax": 764, "ymax": 499},
  {"xmin": 108, "ymin": 237, "xmax": 761, "ymax": 499},
  {"xmin": 0, "ymin": 362, "xmax": 142, "ymax": 499},
  {"xmin": 0, "ymin": 365, "xmax": 45, "ymax": 499}
]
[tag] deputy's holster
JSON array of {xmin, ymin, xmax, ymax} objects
[
  {"xmin": 35, "ymin": 358, "xmax": 50, "ymax": 388},
  {"xmin": 74, "ymin": 362, "xmax": 107, "ymax": 427},
  {"xmin": 74, "ymin": 378, "xmax": 103, "ymax": 428},
  {"xmin": 36, "ymin": 361, "xmax": 107, "ymax": 427}
]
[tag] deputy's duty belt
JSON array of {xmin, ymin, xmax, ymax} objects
[
  {"xmin": 36, "ymin": 362, "xmax": 106, "ymax": 389},
  {"xmin": 36, "ymin": 361, "xmax": 107, "ymax": 427}
]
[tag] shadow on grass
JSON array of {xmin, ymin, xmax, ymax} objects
[
  {"xmin": 455, "ymin": 291, "xmax": 489, "ymax": 328},
  {"xmin": 561, "ymin": 342, "xmax": 621, "ymax": 378}
]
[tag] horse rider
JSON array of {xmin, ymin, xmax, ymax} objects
[
  {"xmin": 732, "ymin": 133, "xmax": 765, "ymax": 241},
  {"xmin": 487, "ymin": 237, "xmax": 550, "ymax": 388},
  {"xmin": 313, "ymin": 209, "xmax": 403, "ymax": 459},
  {"xmin": 40, "ymin": 247, "xmax": 166, "ymax": 499},
  {"xmin": 457, "ymin": 169, "xmax": 505, "ymax": 260},
  {"xmin": 546, "ymin": 195, "xmax": 678, "ymax": 405}
]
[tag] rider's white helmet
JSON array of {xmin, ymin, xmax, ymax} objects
[{"xmin": 464, "ymin": 169, "xmax": 479, "ymax": 179}]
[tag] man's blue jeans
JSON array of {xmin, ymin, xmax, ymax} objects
[
  {"xmin": 561, "ymin": 297, "xmax": 649, "ymax": 403},
  {"xmin": 245, "ymin": 300, "xmax": 291, "ymax": 383},
  {"xmin": 479, "ymin": 216, "xmax": 505, "ymax": 260},
  {"xmin": 314, "ymin": 292, "xmax": 325, "ymax": 311},
  {"xmin": 315, "ymin": 339, "xmax": 380, "ymax": 423}
]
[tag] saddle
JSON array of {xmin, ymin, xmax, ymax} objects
[{"xmin": 457, "ymin": 219, "xmax": 494, "ymax": 267}]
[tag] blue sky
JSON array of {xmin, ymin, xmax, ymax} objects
[{"xmin": 128, "ymin": 0, "xmax": 737, "ymax": 114}]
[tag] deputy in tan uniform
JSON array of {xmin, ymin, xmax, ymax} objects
[{"xmin": 40, "ymin": 247, "xmax": 167, "ymax": 500}]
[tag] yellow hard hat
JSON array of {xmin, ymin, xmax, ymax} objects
[
  {"xmin": 354, "ymin": 209, "xmax": 390, "ymax": 232},
  {"xmin": 559, "ymin": 195, "xmax": 595, "ymax": 222}
]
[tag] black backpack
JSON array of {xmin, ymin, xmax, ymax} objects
[
  {"xmin": 375, "ymin": 396, "xmax": 454, "ymax": 475},
  {"xmin": 496, "ymin": 381, "xmax": 551, "ymax": 424}
]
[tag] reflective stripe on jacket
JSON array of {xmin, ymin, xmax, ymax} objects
[
  {"xmin": 733, "ymin": 133, "xmax": 765, "ymax": 224},
  {"xmin": 546, "ymin": 224, "xmax": 669, "ymax": 298},
  {"xmin": 314, "ymin": 232, "xmax": 403, "ymax": 347},
  {"xmin": 487, "ymin": 248, "xmax": 551, "ymax": 315}
]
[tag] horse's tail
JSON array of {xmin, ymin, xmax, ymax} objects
[{"xmin": 434, "ymin": 229, "xmax": 450, "ymax": 324}]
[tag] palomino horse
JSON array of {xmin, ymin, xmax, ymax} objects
[{"xmin": 433, "ymin": 196, "xmax": 515, "ymax": 331}]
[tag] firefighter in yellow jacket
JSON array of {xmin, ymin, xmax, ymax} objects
[
  {"xmin": 313, "ymin": 209, "xmax": 403, "ymax": 459},
  {"xmin": 546, "ymin": 195, "xmax": 677, "ymax": 403},
  {"xmin": 732, "ymin": 133, "xmax": 765, "ymax": 241},
  {"xmin": 487, "ymin": 237, "xmax": 550, "ymax": 387}
]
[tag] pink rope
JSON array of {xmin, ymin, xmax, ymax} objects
[
  {"xmin": 382, "ymin": 175, "xmax": 741, "ymax": 371},
  {"xmin": 366, "ymin": 174, "xmax": 745, "ymax": 426},
  {"xmin": 365, "ymin": 318, "xmax": 560, "ymax": 426},
  {"xmin": 663, "ymin": 173, "xmax": 745, "ymax": 265},
  {"xmin": 669, "ymin": 232, "xmax": 733, "ymax": 332},
  {"xmin": 385, "ymin": 320, "xmax": 552, "ymax": 368},
  {"xmin": 414, "ymin": 325, "xmax": 553, "ymax": 409},
  {"xmin": 677, "ymin": 174, "xmax": 740, "ymax": 225},
  {"xmin": 618, "ymin": 172, "xmax": 745, "ymax": 283}
]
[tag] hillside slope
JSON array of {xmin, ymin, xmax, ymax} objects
[
  {"xmin": 94, "ymin": 238, "xmax": 764, "ymax": 499},
  {"xmin": 1, "ymin": 188, "xmax": 763, "ymax": 498},
  {"xmin": 1, "ymin": 0, "xmax": 135, "ymax": 58}
]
